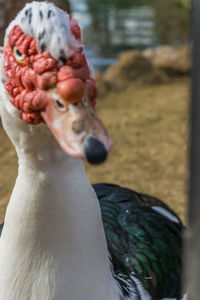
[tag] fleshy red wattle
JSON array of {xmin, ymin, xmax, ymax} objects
[
  {"xmin": 57, "ymin": 79, "xmax": 85, "ymax": 103},
  {"xmin": 3, "ymin": 11, "xmax": 113, "ymax": 162},
  {"xmin": 4, "ymin": 23, "xmax": 97, "ymax": 125},
  {"xmin": 70, "ymin": 17, "xmax": 81, "ymax": 41}
]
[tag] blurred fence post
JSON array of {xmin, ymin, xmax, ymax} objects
[{"xmin": 184, "ymin": 0, "xmax": 200, "ymax": 299}]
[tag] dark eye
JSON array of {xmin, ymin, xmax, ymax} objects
[{"xmin": 13, "ymin": 46, "xmax": 25, "ymax": 61}]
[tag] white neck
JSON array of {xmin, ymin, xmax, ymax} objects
[
  {"xmin": 0, "ymin": 76, "xmax": 120, "ymax": 300},
  {"xmin": 0, "ymin": 142, "xmax": 120, "ymax": 300}
]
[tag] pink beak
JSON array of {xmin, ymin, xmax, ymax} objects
[{"xmin": 41, "ymin": 89, "xmax": 113, "ymax": 164}]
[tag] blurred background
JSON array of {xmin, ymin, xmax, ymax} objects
[
  {"xmin": 70, "ymin": 0, "xmax": 189, "ymax": 71},
  {"xmin": 0, "ymin": 0, "xmax": 189, "ymax": 70},
  {"xmin": 0, "ymin": 0, "xmax": 190, "ymax": 223}
]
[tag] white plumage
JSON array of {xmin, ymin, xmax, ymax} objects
[{"xmin": 5, "ymin": 2, "xmax": 81, "ymax": 60}]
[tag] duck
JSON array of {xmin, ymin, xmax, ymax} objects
[{"xmin": 0, "ymin": 2, "xmax": 184, "ymax": 300}]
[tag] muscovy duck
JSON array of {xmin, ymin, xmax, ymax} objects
[{"xmin": 0, "ymin": 2, "xmax": 184, "ymax": 299}]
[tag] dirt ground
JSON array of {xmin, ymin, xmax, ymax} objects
[{"xmin": 0, "ymin": 80, "xmax": 188, "ymax": 224}]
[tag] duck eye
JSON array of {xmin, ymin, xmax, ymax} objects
[{"xmin": 13, "ymin": 46, "xmax": 25, "ymax": 62}]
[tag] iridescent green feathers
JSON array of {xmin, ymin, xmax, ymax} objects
[
  {"xmin": 0, "ymin": 184, "xmax": 183, "ymax": 299},
  {"xmin": 94, "ymin": 183, "xmax": 184, "ymax": 300}
]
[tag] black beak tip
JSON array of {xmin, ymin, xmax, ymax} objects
[{"xmin": 84, "ymin": 136, "xmax": 108, "ymax": 164}]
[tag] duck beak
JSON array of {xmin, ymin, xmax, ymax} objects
[{"xmin": 41, "ymin": 90, "xmax": 113, "ymax": 164}]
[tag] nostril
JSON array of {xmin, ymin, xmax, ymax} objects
[
  {"xmin": 84, "ymin": 136, "xmax": 108, "ymax": 164},
  {"xmin": 55, "ymin": 99, "xmax": 65, "ymax": 110},
  {"xmin": 54, "ymin": 99, "xmax": 66, "ymax": 111},
  {"xmin": 51, "ymin": 91, "xmax": 67, "ymax": 112}
]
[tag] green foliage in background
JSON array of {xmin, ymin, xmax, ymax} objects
[
  {"xmin": 86, "ymin": 0, "xmax": 189, "ymax": 46},
  {"xmin": 153, "ymin": 0, "xmax": 189, "ymax": 44},
  {"xmin": 175, "ymin": 0, "xmax": 190, "ymax": 9}
]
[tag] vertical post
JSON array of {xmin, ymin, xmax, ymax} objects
[{"xmin": 185, "ymin": 0, "xmax": 200, "ymax": 299}]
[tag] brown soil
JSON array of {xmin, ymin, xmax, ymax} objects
[{"xmin": 0, "ymin": 80, "xmax": 188, "ymax": 224}]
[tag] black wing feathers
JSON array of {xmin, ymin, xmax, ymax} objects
[{"xmin": 93, "ymin": 183, "xmax": 184, "ymax": 300}]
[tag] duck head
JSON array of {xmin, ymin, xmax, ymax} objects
[{"xmin": 1, "ymin": 1, "xmax": 113, "ymax": 164}]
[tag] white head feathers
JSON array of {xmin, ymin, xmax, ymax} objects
[{"xmin": 4, "ymin": 1, "xmax": 82, "ymax": 60}]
